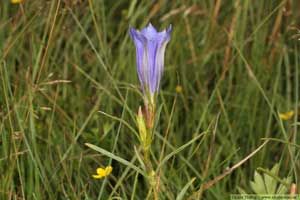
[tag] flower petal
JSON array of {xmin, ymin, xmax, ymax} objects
[
  {"xmin": 141, "ymin": 23, "xmax": 159, "ymax": 40},
  {"xmin": 130, "ymin": 23, "xmax": 172, "ymax": 101},
  {"xmin": 97, "ymin": 168, "xmax": 106, "ymax": 176},
  {"xmin": 130, "ymin": 27, "xmax": 147, "ymax": 93},
  {"xmin": 279, "ymin": 110, "xmax": 294, "ymax": 120},
  {"xmin": 105, "ymin": 166, "xmax": 113, "ymax": 175},
  {"xmin": 92, "ymin": 174, "xmax": 104, "ymax": 179},
  {"xmin": 147, "ymin": 25, "xmax": 172, "ymax": 93}
]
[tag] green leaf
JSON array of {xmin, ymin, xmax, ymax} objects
[
  {"xmin": 264, "ymin": 163, "xmax": 279, "ymax": 194},
  {"xmin": 85, "ymin": 143, "xmax": 147, "ymax": 177},
  {"xmin": 237, "ymin": 186, "xmax": 247, "ymax": 194},
  {"xmin": 176, "ymin": 177, "xmax": 196, "ymax": 200},
  {"xmin": 250, "ymin": 171, "xmax": 266, "ymax": 194},
  {"xmin": 156, "ymin": 131, "xmax": 207, "ymax": 172},
  {"xmin": 103, "ymin": 122, "xmax": 114, "ymax": 135},
  {"xmin": 277, "ymin": 177, "xmax": 292, "ymax": 194}
]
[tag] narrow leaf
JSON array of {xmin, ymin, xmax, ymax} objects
[
  {"xmin": 85, "ymin": 143, "xmax": 147, "ymax": 177},
  {"xmin": 176, "ymin": 177, "xmax": 196, "ymax": 200}
]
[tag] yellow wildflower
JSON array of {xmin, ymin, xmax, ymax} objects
[
  {"xmin": 175, "ymin": 85, "xmax": 183, "ymax": 93},
  {"xmin": 279, "ymin": 110, "xmax": 294, "ymax": 120},
  {"xmin": 11, "ymin": 0, "xmax": 24, "ymax": 3},
  {"xmin": 92, "ymin": 166, "xmax": 112, "ymax": 179}
]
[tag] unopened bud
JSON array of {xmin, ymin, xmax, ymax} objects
[
  {"xmin": 290, "ymin": 183, "xmax": 296, "ymax": 195},
  {"xmin": 137, "ymin": 106, "xmax": 147, "ymax": 146}
]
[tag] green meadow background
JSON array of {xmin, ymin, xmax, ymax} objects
[{"xmin": 1, "ymin": 0, "xmax": 300, "ymax": 199}]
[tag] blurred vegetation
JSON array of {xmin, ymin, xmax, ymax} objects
[{"xmin": 0, "ymin": 0, "xmax": 300, "ymax": 199}]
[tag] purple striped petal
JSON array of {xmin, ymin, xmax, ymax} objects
[{"xmin": 130, "ymin": 23, "xmax": 171, "ymax": 102}]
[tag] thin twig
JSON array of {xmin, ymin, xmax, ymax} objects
[
  {"xmin": 189, "ymin": 140, "xmax": 269, "ymax": 199},
  {"xmin": 196, "ymin": 113, "xmax": 220, "ymax": 199},
  {"xmin": 202, "ymin": 140, "xmax": 269, "ymax": 190}
]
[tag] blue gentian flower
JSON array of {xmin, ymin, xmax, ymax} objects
[{"xmin": 130, "ymin": 23, "xmax": 172, "ymax": 104}]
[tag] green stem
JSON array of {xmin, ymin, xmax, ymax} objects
[
  {"xmin": 141, "ymin": 102, "xmax": 158, "ymax": 199},
  {"xmin": 143, "ymin": 128, "xmax": 159, "ymax": 200},
  {"xmin": 143, "ymin": 147, "xmax": 151, "ymax": 171}
]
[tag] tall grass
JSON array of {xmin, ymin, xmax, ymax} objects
[{"xmin": 0, "ymin": 0, "xmax": 299, "ymax": 199}]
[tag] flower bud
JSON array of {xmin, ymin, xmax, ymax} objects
[{"xmin": 137, "ymin": 106, "xmax": 147, "ymax": 145}]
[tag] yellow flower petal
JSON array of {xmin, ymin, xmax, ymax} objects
[
  {"xmin": 279, "ymin": 110, "xmax": 294, "ymax": 120},
  {"xmin": 104, "ymin": 166, "xmax": 113, "ymax": 175},
  {"xmin": 93, "ymin": 166, "xmax": 113, "ymax": 179},
  {"xmin": 97, "ymin": 168, "xmax": 106, "ymax": 176},
  {"xmin": 11, "ymin": 0, "xmax": 24, "ymax": 4},
  {"xmin": 92, "ymin": 174, "xmax": 104, "ymax": 179}
]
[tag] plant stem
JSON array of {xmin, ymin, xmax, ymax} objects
[{"xmin": 144, "ymin": 147, "xmax": 151, "ymax": 172}]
